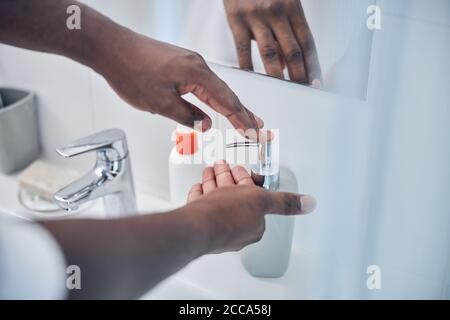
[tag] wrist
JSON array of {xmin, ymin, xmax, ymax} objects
[
  {"xmin": 173, "ymin": 205, "xmax": 214, "ymax": 257},
  {"xmin": 56, "ymin": 2, "xmax": 134, "ymax": 79},
  {"xmin": 75, "ymin": 10, "xmax": 131, "ymax": 77}
]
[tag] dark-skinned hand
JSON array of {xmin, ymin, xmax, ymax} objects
[{"xmin": 224, "ymin": 0, "xmax": 322, "ymax": 86}]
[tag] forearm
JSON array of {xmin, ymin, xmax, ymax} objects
[
  {"xmin": 41, "ymin": 209, "xmax": 210, "ymax": 299},
  {"xmin": 0, "ymin": 0, "xmax": 129, "ymax": 77}
]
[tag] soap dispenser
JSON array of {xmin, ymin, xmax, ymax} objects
[
  {"xmin": 169, "ymin": 125, "xmax": 205, "ymax": 207},
  {"xmin": 227, "ymin": 139, "xmax": 298, "ymax": 278}
]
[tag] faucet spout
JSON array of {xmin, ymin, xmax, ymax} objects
[{"xmin": 54, "ymin": 170, "xmax": 108, "ymax": 212}]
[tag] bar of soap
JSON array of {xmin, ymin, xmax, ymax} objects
[{"xmin": 18, "ymin": 160, "xmax": 81, "ymax": 202}]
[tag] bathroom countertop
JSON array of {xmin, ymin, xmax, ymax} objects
[{"xmin": 0, "ymin": 172, "xmax": 173, "ymax": 221}]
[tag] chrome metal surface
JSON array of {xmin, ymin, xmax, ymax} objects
[
  {"xmin": 54, "ymin": 129, "xmax": 137, "ymax": 217},
  {"xmin": 226, "ymin": 139, "xmax": 280, "ymax": 191}
]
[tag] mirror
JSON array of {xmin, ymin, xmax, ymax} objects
[
  {"xmin": 88, "ymin": 0, "xmax": 376, "ymax": 99},
  {"xmin": 169, "ymin": 0, "xmax": 375, "ymax": 99}
]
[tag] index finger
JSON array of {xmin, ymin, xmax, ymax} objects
[
  {"xmin": 250, "ymin": 22, "xmax": 284, "ymax": 79},
  {"xmin": 193, "ymin": 69, "xmax": 264, "ymax": 134},
  {"xmin": 289, "ymin": 6, "xmax": 322, "ymax": 85},
  {"xmin": 271, "ymin": 17, "xmax": 307, "ymax": 83},
  {"xmin": 229, "ymin": 22, "xmax": 254, "ymax": 71},
  {"xmin": 261, "ymin": 191, "xmax": 317, "ymax": 216}
]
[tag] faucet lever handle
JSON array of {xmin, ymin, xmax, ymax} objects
[{"xmin": 56, "ymin": 129, "xmax": 128, "ymax": 161}]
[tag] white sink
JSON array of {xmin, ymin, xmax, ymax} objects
[
  {"xmin": 142, "ymin": 251, "xmax": 297, "ymax": 300},
  {"xmin": 0, "ymin": 172, "xmax": 292, "ymax": 300},
  {"xmin": 0, "ymin": 172, "xmax": 172, "ymax": 221}
]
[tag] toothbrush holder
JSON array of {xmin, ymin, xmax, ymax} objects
[{"xmin": 0, "ymin": 88, "xmax": 40, "ymax": 174}]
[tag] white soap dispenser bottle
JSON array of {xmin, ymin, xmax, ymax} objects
[
  {"xmin": 241, "ymin": 165, "xmax": 298, "ymax": 278},
  {"xmin": 227, "ymin": 139, "xmax": 298, "ymax": 278},
  {"xmin": 169, "ymin": 125, "xmax": 205, "ymax": 208}
]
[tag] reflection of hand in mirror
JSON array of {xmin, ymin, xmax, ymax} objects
[{"xmin": 224, "ymin": 0, "xmax": 322, "ymax": 87}]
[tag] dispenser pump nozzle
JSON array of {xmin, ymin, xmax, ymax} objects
[{"xmin": 226, "ymin": 133, "xmax": 279, "ymax": 191}]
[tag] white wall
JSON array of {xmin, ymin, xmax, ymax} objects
[{"xmin": 362, "ymin": 0, "xmax": 450, "ymax": 299}]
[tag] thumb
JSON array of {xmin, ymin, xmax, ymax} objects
[{"xmin": 261, "ymin": 191, "xmax": 317, "ymax": 216}]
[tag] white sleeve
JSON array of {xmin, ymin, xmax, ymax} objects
[{"xmin": 0, "ymin": 217, "xmax": 67, "ymax": 299}]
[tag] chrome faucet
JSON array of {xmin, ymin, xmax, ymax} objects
[{"xmin": 54, "ymin": 129, "xmax": 137, "ymax": 217}]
